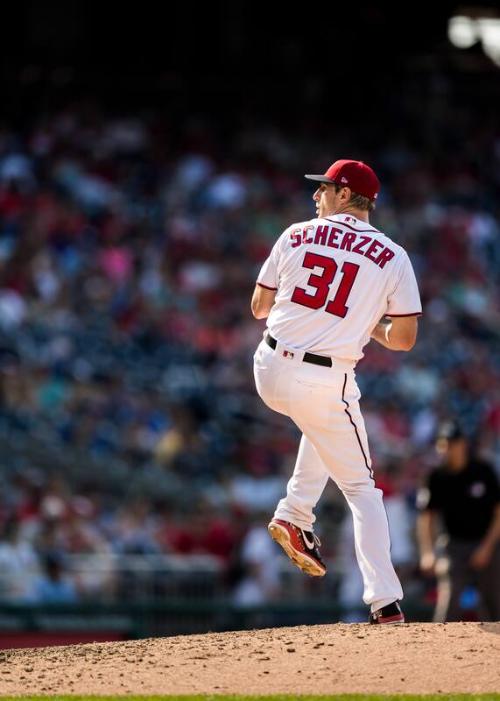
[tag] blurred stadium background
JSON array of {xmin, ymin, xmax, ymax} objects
[{"xmin": 0, "ymin": 1, "xmax": 498, "ymax": 646}]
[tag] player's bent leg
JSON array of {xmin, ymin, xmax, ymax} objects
[
  {"xmin": 274, "ymin": 433, "xmax": 330, "ymax": 531},
  {"xmin": 254, "ymin": 344, "xmax": 329, "ymax": 577}
]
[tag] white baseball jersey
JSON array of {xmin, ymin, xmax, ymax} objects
[{"xmin": 256, "ymin": 213, "xmax": 422, "ymax": 362}]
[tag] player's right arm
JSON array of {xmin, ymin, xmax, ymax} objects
[
  {"xmin": 370, "ymin": 315, "xmax": 418, "ymax": 351},
  {"xmin": 252, "ymin": 227, "xmax": 288, "ymax": 319}
]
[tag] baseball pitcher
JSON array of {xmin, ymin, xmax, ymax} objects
[{"xmin": 251, "ymin": 159, "xmax": 422, "ymax": 624}]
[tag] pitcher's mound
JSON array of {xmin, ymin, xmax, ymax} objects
[{"xmin": 0, "ymin": 622, "xmax": 499, "ymax": 695}]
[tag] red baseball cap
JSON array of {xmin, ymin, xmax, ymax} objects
[{"xmin": 305, "ymin": 159, "xmax": 380, "ymax": 200}]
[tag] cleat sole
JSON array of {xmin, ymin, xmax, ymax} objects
[{"xmin": 268, "ymin": 522, "xmax": 326, "ymax": 577}]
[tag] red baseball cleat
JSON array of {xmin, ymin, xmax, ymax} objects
[
  {"xmin": 369, "ymin": 600, "xmax": 405, "ymax": 624},
  {"xmin": 268, "ymin": 518, "xmax": 326, "ymax": 577}
]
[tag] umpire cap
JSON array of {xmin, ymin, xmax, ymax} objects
[{"xmin": 436, "ymin": 419, "xmax": 466, "ymax": 442}]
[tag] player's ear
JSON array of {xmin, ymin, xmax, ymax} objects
[{"xmin": 341, "ymin": 186, "xmax": 352, "ymax": 202}]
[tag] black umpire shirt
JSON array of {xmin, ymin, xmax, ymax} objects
[{"xmin": 417, "ymin": 459, "xmax": 500, "ymax": 540}]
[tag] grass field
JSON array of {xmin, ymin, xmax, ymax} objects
[{"xmin": 0, "ymin": 695, "xmax": 499, "ymax": 701}]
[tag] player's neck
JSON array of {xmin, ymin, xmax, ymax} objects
[{"xmin": 328, "ymin": 206, "xmax": 370, "ymax": 223}]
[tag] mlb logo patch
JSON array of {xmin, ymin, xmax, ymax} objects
[
  {"xmin": 283, "ymin": 350, "xmax": 294, "ymax": 359},
  {"xmin": 469, "ymin": 482, "xmax": 486, "ymax": 498}
]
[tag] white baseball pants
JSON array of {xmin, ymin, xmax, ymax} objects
[{"xmin": 253, "ymin": 333, "xmax": 403, "ymax": 611}]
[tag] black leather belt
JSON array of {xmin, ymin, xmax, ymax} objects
[{"xmin": 265, "ymin": 333, "xmax": 332, "ymax": 367}]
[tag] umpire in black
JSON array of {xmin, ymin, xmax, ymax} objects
[{"xmin": 416, "ymin": 420, "xmax": 500, "ymax": 622}]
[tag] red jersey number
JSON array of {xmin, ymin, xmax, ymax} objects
[{"xmin": 291, "ymin": 252, "xmax": 359, "ymax": 318}]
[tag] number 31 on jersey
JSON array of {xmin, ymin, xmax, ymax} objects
[{"xmin": 291, "ymin": 252, "xmax": 359, "ymax": 318}]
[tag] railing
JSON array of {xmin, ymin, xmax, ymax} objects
[
  {"xmin": 0, "ymin": 553, "xmax": 345, "ymax": 604},
  {"xmin": 65, "ymin": 553, "xmax": 227, "ymax": 602}
]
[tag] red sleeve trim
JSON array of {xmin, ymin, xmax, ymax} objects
[
  {"xmin": 256, "ymin": 281, "xmax": 278, "ymax": 291},
  {"xmin": 387, "ymin": 312, "xmax": 422, "ymax": 317}
]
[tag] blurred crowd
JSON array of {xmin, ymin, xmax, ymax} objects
[{"xmin": 0, "ymin": 103, "xmax": 498, "ymax": 613}]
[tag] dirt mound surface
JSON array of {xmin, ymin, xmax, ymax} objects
[{"xmin": 0, "ymin": 622, "xmax": 498, "ymax": 695}]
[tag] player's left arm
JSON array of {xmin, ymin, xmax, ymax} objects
[
  {"xmin": 371, "ymin": 315, "xmax": 419, "ymax": 351},
  {"xmin": 251, "ymin": 283, "xmax": 277, "ymax": 319},
  {"xmin": 378, "ymin": 250, "xmax": 422, "ymax": 350}
]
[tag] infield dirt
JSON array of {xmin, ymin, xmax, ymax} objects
[{"xmin": 0, "ymin": 622, "xmax": 498, "ymax": 696}]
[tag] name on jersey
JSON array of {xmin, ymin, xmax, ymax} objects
[{"xmin": 289, "ymin": 225, "xmax": 395, "ymax": 269}]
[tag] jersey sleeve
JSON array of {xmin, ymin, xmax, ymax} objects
[
  {"xmin": 386, "ymin": 250, "xmax": 423, "ymax": 317},
  {"xmin": 255, "ymin": 233, "xmax": 284, "ymax": 291}
]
